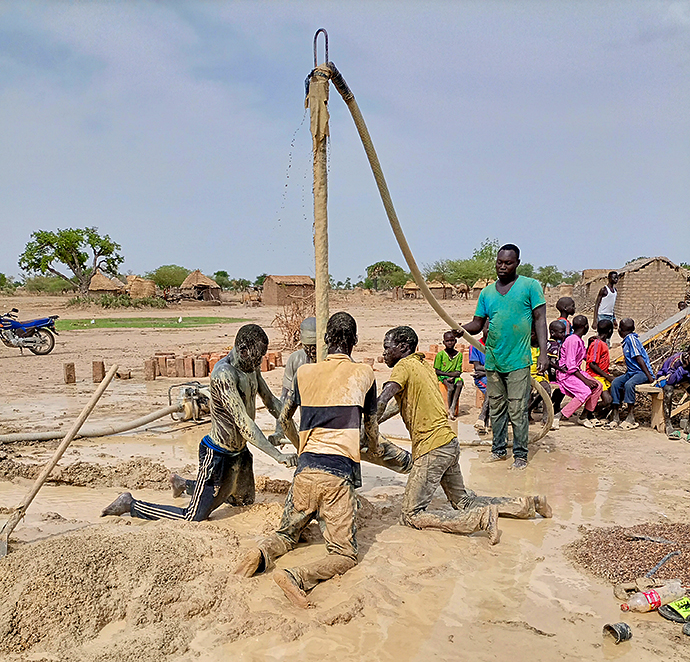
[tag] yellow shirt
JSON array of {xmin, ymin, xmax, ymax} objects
[
  {"xmin": 530, "ymin": 346, "xmax": 548, "ymax": 383},
  {"xmin": 389, "ymin": 353, "xmax": 456, "ymax": 460},
  {"xmin": 294, "ymin": 354, "xmax": 376, "ymax": 463}
]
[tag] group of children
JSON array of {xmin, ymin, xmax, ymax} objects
[{"xmin": 433, "ymin": 295, "xmax": 690, "ymax": 436}]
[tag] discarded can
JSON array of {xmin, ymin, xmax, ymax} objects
[{"xmin": 603, "ymin": 622, "xmax": 633, "ymax": 644}]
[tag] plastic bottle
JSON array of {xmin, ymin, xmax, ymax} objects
[{"xmin": 621, "ymin": 580, "xmax": 685, "ymax": 612}]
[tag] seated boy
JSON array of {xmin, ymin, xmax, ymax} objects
[
  {"xmin": 555, "ymin": 297, "xmax": 575, "ymax": 336},
  {"xmin": 546, "ymin": 320, "xmax": 566, "ymax": 429},
  {"xmin": 434, "ymin": 331, "xmax": 464, "ymax": 420},
  {"xmin": 656, "ymin": 351, "xmax": 690, "ymax": 439},
  {"xmin": 610, "ymin": 318, "xmax": 653, "ymax": 430},
  {"xmin": 585, "ymin": 319, "xmax": 615, "ymax": 415}
]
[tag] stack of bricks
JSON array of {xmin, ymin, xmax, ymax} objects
[{"xmin": 145, "ymin": 350, "xmax": 283, "ymax": 381}]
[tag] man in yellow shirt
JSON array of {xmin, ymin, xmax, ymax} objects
[{"xmin": 377, "ymin": 326, "xmax": 552, "ymax": 542}]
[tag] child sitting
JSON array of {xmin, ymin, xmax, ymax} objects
[
  {"xmin": 434, "ymin": 330, "xmax": 464, "ymax": 420},
  {"xmin": 585, "ymin": 319, "xmax": 615, "ymax": 415},
  {"xmin": 554, "ymin": 315, "xmax": 603, "ymax": 428},
  {"xmin": 610, "ymin": 318, "xmax": 653, "ymax": 430},
  {"xmin": 555, "ymin": 297, "xmax": 576, "ymax": 336}
]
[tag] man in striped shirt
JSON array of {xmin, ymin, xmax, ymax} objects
[
  {"xmin": 234, "ymin": 312, "xmax": 380, "ymax": 608},
  {"xmin": 101, "ymin": 324, "xmax": 296, "ymax": 521}
]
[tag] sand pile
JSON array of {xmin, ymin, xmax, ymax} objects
[
  {"xmin": 0, "ymin": 456, "xmax": 194, "ymax": 490},
  {"xmin": 569, "ymin": 523, "xmax": 690, "ymax": 585},
  {"xmin": 0, "ymin": 515, "xmax": 310, "ymax": 661}
]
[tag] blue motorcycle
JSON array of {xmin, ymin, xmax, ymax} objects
[{"xmin": 0, "ymin": 308, "xmax": 59, "ymax": 355}]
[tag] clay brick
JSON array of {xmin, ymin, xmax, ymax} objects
[
  {"xmin": 157, "ymin": 356, "xmax": 167, "ymax": 375},
  {"xmin": 166, "ymin": 357, "xmax": 177, "ymax": 378},
  {"xmin": 116, "ymin": 369, "xmax": 132, "ymax": 380},
  {"xmin": 424, "ymin": 352, "xmax": 435, "ymax": 361},
  {"xmin": 462, "ymin": 349, "xmax": 471, "ymax": 374},
  {"xmin": 475, "ymin": 387, "xmax": 485, "ymax": 408},
  {"xmin": 92, "ymin": 360, "xmax": 106, "ymax": 383},
  {"xmin": 261, "ymin": 356, "xmax": 269, "ymax": 372},
  {"xmin": 275, "ymin": 352, "xmax": 283, "ymax": 367},
  {"xmin": 184, "ymin": 356, "xmax": 194, "ymax": 378},
  {"xmin": 430, "ymin": 344, "xmax": 440, "ymax": 354},
  {"xmin": 208, "ymin": 356, "xmax": 219, "ymax": 374},
  {"xmin": 175, "ymin": 357, "xmax": 185, "ymax": 378},
  {"xmin": 144, "ymin": 359, "xmax": 156, "ymax": 381},
  {"xmin": 64, "ymin": 362, "xmax": 76, "ymax": 384},
  {"xmin": 194, "ymin": 357, "xmax": 208, "ymax": 378},
  {"xmin": 363, "ymin": 357, "xmax": 375, "ymax": 366}
]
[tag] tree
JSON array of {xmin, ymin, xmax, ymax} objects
[
  {"xmin": 535, "ymin": 265, "xmax": 563, "ymax": 288},
  {"xmin": 18, "ymin": 227, "xmax": 124, "ymax": 296},
  {"xmin": 145, "ymin": 265, "xmax": 191, "ymax": 288},
  {"xmin": 365, "ymin": 261, "xmax": 408, "ymax": 290},
  {"xmin": 213, "ymin": 270, "xmax": 231, "ymax": 290},
  {"xmin": 517, "ymin": 263, "xmax": 535, "ymax": 278},
  {"xmin": 229, "ymin": 278, "xmax": 251, "ymax": 292},
  {"xmin": 254, "ymin": 273, "xmax": 268, "ymax": 289},
  {"xmin": 562, "ymin": 270, "xmax": 580, "ymax": 285}
]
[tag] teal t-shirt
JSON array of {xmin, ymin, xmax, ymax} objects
[{"xmin": 475, "ymin": 276, "xmax": 545, "ymax": 373}]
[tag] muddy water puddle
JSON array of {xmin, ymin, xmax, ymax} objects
[{"xmin": 0, "ymin": 430, "xmax": 687, "ymax": 660}]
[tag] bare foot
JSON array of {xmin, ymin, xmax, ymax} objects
[
  {"xmin": 101, "ymin": 492, "xmax": 133, "ymax": 517},
  {"xmin": 273, "ymin": 569, "xmax": 311, "ymax": 608},
  {"xmin": 233, "ymin": 548, "xmax": 263, "ymax": 577},
  {"xmin": 170, "ymin": 474, "xmax": 187, "ymax": 498},
  {"xmin": 480, "ymin": 505, "xmax": 500, "ymax": 545},
  {"xmin": 534, "ymin": 495, "xmax": 553, "ymax": 518}
]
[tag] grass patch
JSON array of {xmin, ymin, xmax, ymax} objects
[
  {"xmin": 67, "ymin": 294, "xmax": 167, "ymax": 309},
  {"xmin": 56, "ymin": 317, "xmax": 247, "ymax": 331}
]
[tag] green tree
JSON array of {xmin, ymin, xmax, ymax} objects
[
  {"xmin": 18, "ymin": 227, "xmax": 124, "ymax": 296},
  {"xmin": 365, "ymin": 261, "xmax": 408, "ymax": 290},
  {"xmin": 145, "ymin": 265, "xmax": 191, "ymax": 288},
  {"xmin": 517, "ymin": 262, "xmax": 535, "ymax": 278},
  {"xmin": 213, "ymin": 270, "xmax": 231, "ymax": 290},
  {"xmin": 254, "ymin": 273, "xmax": 268, "ymax": 288},
  {"xmin": 423, "ymin": 238, "xmax": 499, "ymax": 287},
  {"xmin": 229, "ymin": 278, "xmax": 251, "ymax": 292},
  {"xmin": 535, "ymin": 265, "xmax": 563, "ymax": 288},
  {"xmin": 562, "ymin": 270, "xmax": 580, "ymax": 285}
]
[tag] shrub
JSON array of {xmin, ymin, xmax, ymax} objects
[{"xmin": 67, "ymin": 295, "xmax": 167, "ymax": 309}]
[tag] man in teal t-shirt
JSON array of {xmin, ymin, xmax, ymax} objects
[{"xmin": 458, "ymin": 244, "xmax": 547, "ymax": 469}]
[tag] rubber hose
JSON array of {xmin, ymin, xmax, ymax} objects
[
  {"xmin": 0, "ymin": 403, "xmax": 184, "ymax": 444},
  {"xmin": 327, "ymin": 62, "xmax": 554, "ymax": 441}
]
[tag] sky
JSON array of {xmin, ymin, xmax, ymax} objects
[{"xmin": 0, "ymin": 1, "xmax": 688, "ymax": 283}]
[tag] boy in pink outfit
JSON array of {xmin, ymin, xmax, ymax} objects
[{"xmin": 553, "ymin": 315, "xmax": 603, "ymax": 428}]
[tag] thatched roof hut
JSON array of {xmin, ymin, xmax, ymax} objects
[
  {"xmin": 181, "ymin": 270, "xmax": 221, "ymax": 301},
  {"xmin": 402, "ymin": 280, "xmax": 420, "ymax": 299},
  {"xmin": 472, "ymin": 279, "xmax": 495, "ymax": 299},
  {"xmin": 127, "ymin": 276, "xmax": 156, "ymax": 299},
  {"xmin": 89, "ymin": 270, "xmax": 123, "ymax": 294}
]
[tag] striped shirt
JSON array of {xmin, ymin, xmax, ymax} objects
[
  {"xmin": 293, "ymin": 354, "xmax": 376, "ymax": 464},
  {"xmin": 622, "ymin": 332, "xmax": 652, "ymax": 375}
]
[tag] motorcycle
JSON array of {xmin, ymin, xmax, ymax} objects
[{"xmin": 0, "ymin": 308, "xmax": 59, "ymax": 355}]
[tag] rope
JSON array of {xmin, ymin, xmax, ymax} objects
[{"xmin": 327, "ymin": 61, "xmax": 553, "ymax": 441}]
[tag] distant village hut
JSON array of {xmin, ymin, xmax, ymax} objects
[
  {"xmin": 88, "ymin": 270, "xmax": 124, "ymax": 295},
  {"xmin": 472, "ymin": 278, "xmax": 494, "ymax": 299},
  {"xmin": 127, "ymin": 276, "xmax": 157, "ymax": 299},
  {"xmin": 402, "ymin": 280, "xmax": 420, "ymax": 299},
  {"xmin": 181, "ymin": 270, "xmax": 221, "ymax": 301},
  {"xmin": 427, "ymin": 280, "xmax": 453, "ymax": 300},
  {"xmin": 576, "ymin": 257, "xmax": 690, "ymax": 327},
  {"xmin": 262, "ymin": 275, "xmax": 315, "ymax": 306}
]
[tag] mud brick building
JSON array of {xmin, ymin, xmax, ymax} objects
[
  {"xmin": 575, "ymin": 257, "xmax": 690, "ymax": 329},
  {"xmin": 262, "ymin": 275, "xmax": 315, "ymax": 306}
]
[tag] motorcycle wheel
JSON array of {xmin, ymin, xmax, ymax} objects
[{"xmin": 28, "ymin": 329, "xmax": 55, "ymax": 355}]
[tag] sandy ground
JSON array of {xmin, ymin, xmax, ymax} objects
[{"xmin": 0, "ymin": 293, "xmax": 689, "ymax": 661}]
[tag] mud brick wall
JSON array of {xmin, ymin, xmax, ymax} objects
[{"xmin": 616, "ymin": 263, "xmax": 687, "ymax": 327}]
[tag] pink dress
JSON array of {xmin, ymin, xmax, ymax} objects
[{"xmin": 557, "ymin": 334, "xmax": 593, "ymax": 402}]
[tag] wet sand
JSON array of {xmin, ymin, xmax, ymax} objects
[{"xmin": 0, "ymin": 294, "xmax": 688, "ymax": 661}]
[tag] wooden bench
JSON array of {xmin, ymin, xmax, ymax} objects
[{"xmin": 635, "ymin": 384, "xmax": 664, "ymax": 433}]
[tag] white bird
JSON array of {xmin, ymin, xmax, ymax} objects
[
  {"xmin": 178, "ymin": 316, "xmax": 183, "ymax": 323},
  {"xmin": 90, "ymin": 319, "xmax": 95, "ymax": 324}
]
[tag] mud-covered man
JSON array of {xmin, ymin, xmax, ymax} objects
[
  {"xmin": 234, "ymin": 312, "xmax": 381, "ymax": 608},
  {"xmin": 101, "ymin": 324, "xmax": 296, "ymax": 521},
  {"xmin": 376, "ymin": 326, "xmax": 552, "ymax": 543}
]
